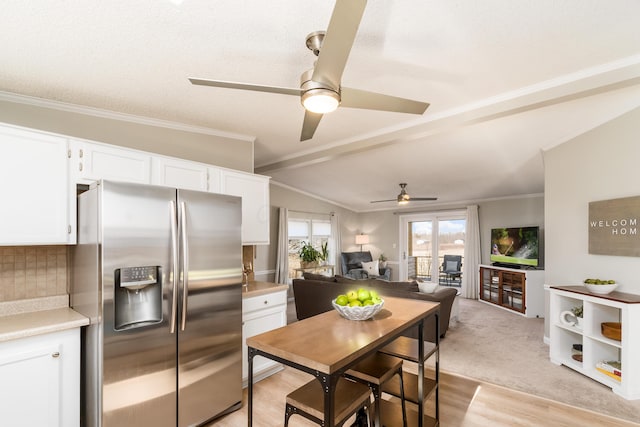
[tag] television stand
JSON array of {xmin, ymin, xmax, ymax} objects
[{"xmin": 479, "ymin": 264, "xmax": 545, "ymax": 317}]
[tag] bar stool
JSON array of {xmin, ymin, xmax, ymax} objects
[
  {"xmin": 284, "ymin": 377, "xmax": 371, "ymax": 427},
  {"xmin": 379, "ymin": 336, "xmax": 439, "ymax": 414},
  {"xmin": 344, "ymin": 352, "xmax": 408, "ymax": 427}
]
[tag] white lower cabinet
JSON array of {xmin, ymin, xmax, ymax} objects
[
  {"xmin": 0, "ymin": 329, "xmax": 81, "ymax": 427},
  {"xmin": 242, "ymin": 290, "xmax": 287, "ymax": 387},
  {"xmin": 0, "ymin": 124, "xmax": 74, "ymax": 244}
]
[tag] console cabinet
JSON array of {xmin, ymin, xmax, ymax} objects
[
  {"xmin": 242, "ymin": 289, "xmax": 287, "ymax": 387},
  {"xmin": 479, "ymin": 265, "xmax": 544, "ymax": 317},
  {"xmin": 0, "ymin": 328, "xmax": 81, "ymax": 426},
  {"xmin": 549, "ymin": 286, "xmax": 640, "ymax": 400}
]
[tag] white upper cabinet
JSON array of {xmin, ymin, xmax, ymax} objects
[
  {"xmin": 221, "ymin": 170, "xmax": 270, "ymax": 245},
  {"xmin": 0, "ymin": 122, "xmax": 269, "ymax": 246},
  {"xmin": 152, "ymin": 156, "xmax": 208, "ymax": 191},
  {"xmin": 0, "ymin": 124, "xmax": 75, "ymax": 244},
  {"xmin": 71, "ymin": 140, "xmax": 152, "ymax": 185}
]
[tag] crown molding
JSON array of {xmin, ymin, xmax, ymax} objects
[{"xmin": 0, "ymin": 90, "xmax": 255, "ymax": 143}]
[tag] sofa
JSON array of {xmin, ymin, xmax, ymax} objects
[
  {"xmin": 340, "ymin": 251, "xmax": 391, "ymax": 280},
  {"xmin": 292, "ymin": 275, "xmax": 458, "ymax": 343}
]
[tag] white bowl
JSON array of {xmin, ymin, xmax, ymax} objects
[
  {"xmin": 584, "ymin": 283, "xmax": 618, "ymax": 295},
  {"xmin": 332, "ymin": 299, "xmax": 384, "ymax": 321}
]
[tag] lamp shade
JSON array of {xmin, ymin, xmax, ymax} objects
[
  {"xmin": 355, "ymin": 234, "xmax": 369, "ymax": 245},
  {"xmin": 301, "ymin": 89, "xmax": 340, "ymax": 114}
]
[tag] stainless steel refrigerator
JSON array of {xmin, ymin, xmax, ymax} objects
[{"xmin": 71, "ymin": 180, "xmax": 243, "ymax": 427}]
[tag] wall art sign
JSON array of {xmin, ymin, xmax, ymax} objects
[{"xmin": 589, "ymin": 195, "xmax": 640, "ymax": 257}]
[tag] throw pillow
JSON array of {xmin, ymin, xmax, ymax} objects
[
  {"xmin": 445, "ymin": 260, "xmax": 458, "ymax": 271},
  {"xmin": 417, "ymin": 281, "xmax": 439, "ymax": 294},
  {"xmin": 361, "ymin": 260, "xmax": 379, "ymax": 277}
]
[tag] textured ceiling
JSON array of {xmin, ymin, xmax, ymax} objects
[{"xmin": 2, "ymin": 0, "xmax": 640, "ymax": 211}]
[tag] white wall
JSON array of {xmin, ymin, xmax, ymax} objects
[
  {"xmin": 478, "ymin": 196, "xmax": 545, "ymax": 266},
  {"xmin": 544, "ymin": 106, "xmax": 640, "ymax": 292},
  {"xmin": 261, "ymin": 185, "xmax": 543, "ymax": 283},
  {"xmin": 253, "ymin": 183, "xmax": 360, "ymax": 281}
]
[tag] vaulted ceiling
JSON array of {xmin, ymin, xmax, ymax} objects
[{"xmin": 2, "ymin": 1, "xmax": 640, "ymax": 211}]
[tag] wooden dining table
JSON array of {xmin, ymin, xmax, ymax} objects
[{"xmin": 246, "ymin": 296, "xmax": 440, "ymax": 427}]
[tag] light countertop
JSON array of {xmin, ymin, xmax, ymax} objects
[
  {"xmin": 242, "ymin": 281, "xmax": 289, "ymax": 298},
  {"xmin": 0, "ymin": 296, "xmax": 89, "ymax": 343},
  {"xmin": 0, "ymin": 282, "xmax": 286, "ymax": 343}
]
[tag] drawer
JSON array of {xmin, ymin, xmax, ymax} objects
[{"xmin": 243, "ymin": 291, "xmax": 287, "ymax": 314}]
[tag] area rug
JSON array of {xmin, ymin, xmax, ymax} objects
[{"xmin": 433, "ymin": 298, "xmax": 640, "ymax": 424}]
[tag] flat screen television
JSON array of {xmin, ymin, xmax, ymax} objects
[{"xmin": 490, "ymin": 226, "xmax": 540, "ymax": 268}]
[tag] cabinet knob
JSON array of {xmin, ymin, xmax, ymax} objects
[
  {"xmin": 263, "ymin": 300, "xmax": 268, "ymax": 305},
  {"xmin": 52, "ymin": 352, "xmax": 60, "ymax": 358}
]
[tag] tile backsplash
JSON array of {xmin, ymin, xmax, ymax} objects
[{"xmin": 0, "ymin": 246, "xmax": 67, "ymax": 302}]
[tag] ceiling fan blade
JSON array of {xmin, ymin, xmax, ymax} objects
[
  {"xmin": 189, "ymin": 78, "xmax": 301, "ymax": 97},
  {"xmin": 300, "ymin": 111, "xmax": 324, "ymax": 141},
  {"xmin": 370, "ymin": 199, "xmax": 398, "ymax": 203},
  {"xmin": 410, "ymin": 197, "xmax": 438, "ymax": 201},
  {"xmin": 341, "ymin": 87, "xmax": 430, "ymax": 114},
  {"xmin": 312, "ymin": 0, "xmax": 367, "ymax": 88}
]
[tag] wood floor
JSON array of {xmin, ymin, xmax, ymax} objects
[{"xmin": 207, "ymin": 364, "xmax": 638, "ymax": 427}]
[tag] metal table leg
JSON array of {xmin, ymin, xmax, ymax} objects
[
  {"xmin": 248, "ymin": 347, "xmax": 255, "ymax": 427},
  {"xmin": 318, "ymin": 371, "xmax": 339, "ymax": 427}
]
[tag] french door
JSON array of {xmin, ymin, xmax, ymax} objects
[{"xmin": 398, "ymin": 211, "xmax": 466, "ymax": 284}]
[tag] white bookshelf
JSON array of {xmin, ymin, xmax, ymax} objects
[{"xmin": 549, "ymin": 286, "xmax": 640, "ymax": 400}]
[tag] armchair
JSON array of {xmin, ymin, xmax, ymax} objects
[
  {"xmin": 340, "ymin": 251, "xmax": 391, "ymax": 280},
  {"xmin": 441, "ymin": 254, "xmax": 462, "ymax": 286}
]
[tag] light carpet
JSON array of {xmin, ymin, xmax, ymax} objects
[{"xmin": 436, "ymin": 298, "xmax": 640, "ymax": 424}]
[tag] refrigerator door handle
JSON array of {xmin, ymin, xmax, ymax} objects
[
  {"xmin": 170, "ymin": 201, "xmax": 179, "ymax": 334},
  {"xmin": 180, "ymin": 201, "xmax": 189, "ymax": 331}
]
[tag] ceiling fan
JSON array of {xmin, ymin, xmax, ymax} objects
[
  {"xmin": 371, "ymin": 183, "xmax": 437, "ymax": 205},
  {"xmin": 189, "ymin": 0, "xmax": 429, "ymax": 141}
]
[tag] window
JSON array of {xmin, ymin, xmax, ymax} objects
[
  {"xmin": 401, "ymin": 211, "xmax": 466, "ymax": 285},
  {"xmin": 287, "ymin": 212, "xmax": 332, "ymax": 280}
]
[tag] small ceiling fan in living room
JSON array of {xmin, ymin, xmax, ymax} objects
[
  {"xmin": 370, "ymin": 183, "xmax": 437, "ymax": 205},
  {"xmin": 188, "ymin": 0, "xmax": 429, "ymax": 141}
]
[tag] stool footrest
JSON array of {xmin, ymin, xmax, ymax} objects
[
  {"xmin": 379, "ymin": 337, "xmax": 437, "ymax": 363},
  {"xmin": 286, "ymin": 378, "xmax": 370, "ymax": 424},
  {"xmin": 382, "ymin": 372, "xmax": 438, "ymax": 404}
]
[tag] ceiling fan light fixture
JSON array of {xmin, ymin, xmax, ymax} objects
[{"xmin": 301, "ymin": 88, "xmax": 340, "ymax": 114}]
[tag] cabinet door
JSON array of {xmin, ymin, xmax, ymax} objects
[
  {"xmin": 0, "ymin": 329, "xmax": 80, "ymax": 427},
  {"xmin": 242, "ymin": 291, "xmax": 287, "ymax": 385},
  {"xmin": 152, "ymin": 156, "xmax": 209, "ymax": 191},
  {"xmin": 73, "ymin": 140, "xmax": 152, "ymax": 184},
  {"xmin": 221, "ymin": 170, "xmax": 270, "ymax": 245},
  {"xmin": 0, "ymin": 125, "xmax": 73, "ymax": 244},
  {"xmin": 242, "ymin": 307, "xmax": 287, "ymax": 384}
]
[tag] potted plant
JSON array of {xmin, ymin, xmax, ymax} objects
[
  {"xmin": 299, "ymin": 242, "xmax": 320, "ymax": 268},
  {"xmin": 572, "ymin": 305, "xmax": 584, "ymax": 329},
  {"xmin": 378, "ymin": 253, "xmax": 387, "ymax": 268},
  {"xmin": 319, "ymin": 241, "xmax": 329, "ymax": 265}
]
